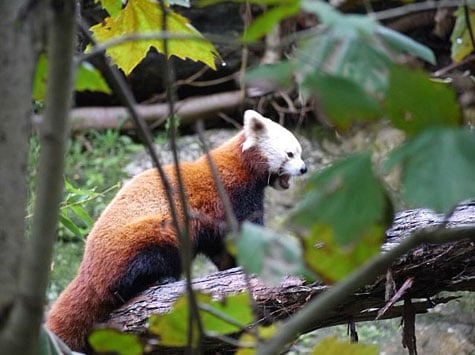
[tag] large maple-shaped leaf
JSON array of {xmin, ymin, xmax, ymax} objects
[{"xmin": 90, "ymin": 0, "xmax": 219, "ymax": 75}]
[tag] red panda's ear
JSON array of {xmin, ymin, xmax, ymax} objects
[
  {"xmin": 244, "ymin": 110, "xmax": 266, "ymax": 133},
  {"xmin": 242, "ymin": 110, "xmax": 268, "ymax": 151}
]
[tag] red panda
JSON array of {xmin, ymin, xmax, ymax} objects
[{"xmin": 46, "ymin": 110, "xmax": 307, "ymax": 351}]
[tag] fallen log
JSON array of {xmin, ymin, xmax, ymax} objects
[
  {"xmin": 32, "ymin": 90, "xmax": 245, "ymax": 132},
  {"xmin": 107, "ymin": 203, "xmax": 475, "ymax": 353}
]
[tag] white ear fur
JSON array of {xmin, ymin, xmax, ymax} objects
[{"xmin": 242, "ymin": 110, "xmax": 268, "ymax": 151}]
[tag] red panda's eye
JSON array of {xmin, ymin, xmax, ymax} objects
[{"xmin": 287, "ymin": 152, "xmax": 294, "ymax": 158}]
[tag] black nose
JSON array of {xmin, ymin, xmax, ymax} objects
[{"xmin": 300, "ymin": 166, "xmax": 307, "ymax": 174}]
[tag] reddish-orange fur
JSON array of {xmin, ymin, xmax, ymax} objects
[{"xmin": 46, "ymin": 132, "xmax": 269, "ymax": 351}]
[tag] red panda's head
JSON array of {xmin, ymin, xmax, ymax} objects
[{"xmin": 242, "ymin": 110, "xmax": 307, "ymax": 190}]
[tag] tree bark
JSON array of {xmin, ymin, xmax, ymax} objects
[
  {"xmin": 0, "ymin": 0, "xmax": 39, "ymax": 321},
  {"xmin": 0, "ymin": 1, "xmax": 76, "ymax": 354},
  {"xmin": 107, "ymin": 206, "xmax": 475, "ymax": 353}
]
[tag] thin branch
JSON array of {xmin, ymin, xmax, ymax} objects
[
  {"xmin": 158, "ymin": 1, "xmax": 204, "ymax": 350},
  {"xmin": 3, "ymin": 1, "xmax": 76, "ymax": 354},
  {"xmin": 373, "ymin": 0, "xmax": 465, "ymax": 21},
  {"xmin": 195, "ymin": 120, "xmax": 239, "ymax": 234},
  {"xmin": 258, "ymin": 226, "xmax": 475, "ymax": 355},
  {"xmin": 402, "ymin": 298, "xmax": 418, "ymax": 355}
]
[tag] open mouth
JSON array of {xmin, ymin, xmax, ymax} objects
[{"xmin": 269, "ymin": 173, "xmax": 291, "ymax": 190}]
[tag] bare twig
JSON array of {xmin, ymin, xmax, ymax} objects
[
  {"xmin": 195, "ymin": 120, "xmax": 239, "ymax": 234},
  {"xmin": 373, "ymin": 0, "xmax": 465, "ymax": 21},
  {"xmin": 377, "ymin": 277, "xmax": 414, "ymax": 320},
  {"xmin": 402, "ymin": 298, "xmax": 418, "ymax": 355}
]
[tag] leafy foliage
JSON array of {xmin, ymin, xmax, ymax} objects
[
  {"xmin": 36, "ymin": 0, "xmax": 475, "ymax": 353},
  {"xmin": 243, "ymin": 0, "xmax": 300, "ymax": 42},
  {"xmin": 90, "ymin": 0, "xmax": 219, "ymax": 75},
  {"xmin": 236, "ymin": 222, "xmax": 311, "ymax": 285},
  {"xmin": 386, "ymin": 128, "xmax": 475, "ymax": 213},
  {"xmin": 33, "ymin": 54, "xmax": 111, "ymax": 101},
  {"xmin": 246, "ymin": 0, "xmax": 438, "ymax": 129},
  {"xmin": 385, "ymin": 66, "xmax": 461, "ymax": 135},
  {"xmin": 450, "ymin": 6, "xmax": 475, "ymax": 62},
  {"xmin": 89, "ymin": 329, "xmax": 143, "ymax": 355},
  {"xmin": 148, "ymin": 292, "xmax": 253, "ymax": 346},
  {"xmin": 291, "ymin": 152, "xmax": 391, "ymax": 282}
]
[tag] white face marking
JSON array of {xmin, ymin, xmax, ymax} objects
[{"xmin": 242, "ymin": 110, "xmax": 307, "ymax": 189}]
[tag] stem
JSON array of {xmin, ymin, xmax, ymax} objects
[
  {"xmin": 258, "ymin": 227, "xmax": 475, "ymax": 354},
  {"xmin": 158, "ymin": 0, "xmax": 204, "ymax": 350}
]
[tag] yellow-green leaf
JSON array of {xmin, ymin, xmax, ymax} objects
[
  {"xmin": 89, "ymin": 0, "xmax": 219, "ymax": 75},
  {"xmin": 236, "ymin": 324, "xmax": 278, "ymax": 355},
  {"xmin": 450, "ymin": 7, "xmax": 475, "ymax": 62},
  {"xmin": 148, "ymin": 292, "xmax": 253, "ymax": 347},
  {"xmin": 302, "ymin": 223, "xmax": 383, "ymax": 283},
  {"xmin": 88, "ymin": 329, "xmax": 143, "ymax": 355},
  {"xmin": 312, "ymin": 336, "xmax": 378, "ymax": 355},
  {"xmin": 33, "ymin": 53, "xmax": 48, "ymax": 100},
  {"xmin": 148, "ymin": 294, "xmax": 199, "ymax": 347},
  {"xmin": 95, "ymin": 0, "xmax": 123, "ymax": 17}
]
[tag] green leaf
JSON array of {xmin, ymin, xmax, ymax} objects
[
  {"xmin": 59, "ymin": 214, "xmax": 84, "ymax": 237},
  {"xmin": 89, "ymin": 0, "xmax": 220, "ymax": 75},
  {"xmin": 33, "ymin": 55, "xmax": 111, "ymax": 100},
  {"xmin": 450, "ymin": 7, "xmax": 475, "ymax": 62},
  {"xmin": 237, "ymin": 222, "xmax": 310, "ymax": 285},
  {"xmin": 148, "ymin": 294, "xmax": 194, "ymax": 346},
  {"xmin": 291, "ymin": 152, "xmax": 392, "ymax": 245},
  {"xmin": 377, "ymin": 26, "xmax": 435, "ymax": 65},
  {"xmin": 301, "ymin": 72, "xmax": 382, "ymax": 128},
  {"xmin": 70, "ymin": 205, "xmax": 94, "ymax": 228},
  {"xmin": 311, "ymin": 336, "xmax": 378, "ymax": 354},
  {"xmin": 243, "ymin": 2, "xmax": 299, "ymax": 42},
  {"xmin": 385, "ymin": 66, "xmax": 461, "ymax": 135},
  {"xmin": 245, "ymin": 61, "xmax": 295, "ymax": 89},
  {"xmin": 75, "ymin": 62, "xmax": 112, "ymax": 94},
  {"xmin": 88, "ymin": 329, "xmax": 143, "ymax": 355},
  {"xmin": 95, "ymin": 0, "xmax": 123, "ymax": 17},
  {"xmin": 294, "ymin": 0, "xmax": 435, "ymax": 126},
  {"xmin": 199, "ymin": 293, "xmax": 253, "ymax": 334},
  {"xmin": 386, "ymin": 127, "xmax": 475, "ymax": 212},
  {"xmin": 40, "ymin": 326, "xmax": 73, "ymax": 355},
  {"xmin": 149, "ymin": 293, "xmax": 253, "ymax": 346}
]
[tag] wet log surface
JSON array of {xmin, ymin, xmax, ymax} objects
[{"xmin": 107, "ymin": 202, "xmax": 475, "ymax": 352}]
